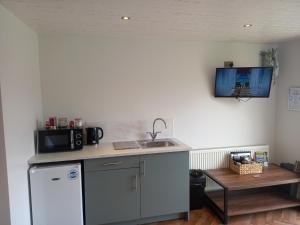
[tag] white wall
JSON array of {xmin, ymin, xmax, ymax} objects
[
  {"xmin": 0, "ymin": 4, "xmax": 43, "ymax": 225},
  {"xmin": 275, "ymin": 39, "xmax": 300, "ymax": 163},
  {"xmin": 40, "ymin": 35, "xmax": 276, "ymax": 153}
]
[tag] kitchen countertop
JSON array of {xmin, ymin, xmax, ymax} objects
[{"xmin": 28, "ymin": 138, "xmax": 191, "ymax": 165}]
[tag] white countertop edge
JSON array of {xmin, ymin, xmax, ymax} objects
[{"xmin": 28, "ymin": 138, "xmax": 191, "ymax": 165}]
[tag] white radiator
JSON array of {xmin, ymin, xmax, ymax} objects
[{"xmin": 189, "ymin": 145, "xmax": 269, "ymax": 170}]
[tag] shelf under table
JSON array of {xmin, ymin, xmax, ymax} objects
[{"xmin": 208, "ymin": 189, "xmax": 300, "ymax": 216}]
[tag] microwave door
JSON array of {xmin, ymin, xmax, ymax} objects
[{"xmin": 39, "ymin": 130, "xmax": 72, "ymax": 153}]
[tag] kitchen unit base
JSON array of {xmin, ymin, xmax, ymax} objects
[
  {"xmin": 84, "ymin": 152, "xmax": 189, "ymax": 225},
  {"xmin": 28, "ymin": 138, "xmax": 191, "ymax": 225},
  {"xmin": 142, "ymin": 212, "xmax": 189, "ymax": 224},
  {"xmin": 102, "ymin": 212, "xmax": 189, "ymax": 225}
]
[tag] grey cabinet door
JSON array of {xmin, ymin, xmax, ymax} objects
[
  {"xmin": 140, "ymin": 152, "xmax": 189, "ymax": 218},
  {"xmin": 84, "ymin": 168, "xmax": 140, "ymax": 225}
]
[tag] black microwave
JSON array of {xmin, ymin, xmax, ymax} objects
[{"xmin": 37, "ymin": 129, "xmax": 83, "ymax": 153}]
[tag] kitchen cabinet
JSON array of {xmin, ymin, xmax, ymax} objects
[
  {"xmin": 84, "ymin": 152, "xmax": 189, "ymax": 225},
  {"xmin": 84, "ymin": 158, "xmax": 140, "ymax": 225},
  {"xmin": 140, "ymin": 152, "xmax": 189, "ymax": 218}
]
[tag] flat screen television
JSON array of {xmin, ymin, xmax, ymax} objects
[{"xmin": 215, "ymin": 67, "xmax": 273, "ymax": 98}]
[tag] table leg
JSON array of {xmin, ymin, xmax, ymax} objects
[{"xmin": 223, "ymin": 188, "xmax": 229, "ymax": 224}]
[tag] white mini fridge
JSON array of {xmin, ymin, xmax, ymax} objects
[{"xmin": 29, "ymin": 163, "xmax": 84, "ymax": 225}]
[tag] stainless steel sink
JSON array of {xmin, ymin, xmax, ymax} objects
[
  {"xmin": 113, "ymin": 139, "xmax": 178, "ymax": 150},
  {"xmin": 137, "ymin": 139, "xmax": 177, "ymax": 148}
]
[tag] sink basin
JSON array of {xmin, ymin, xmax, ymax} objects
[
  {"xmin": 137, "ymin": 139, "xmax": 177, "ymax": 148},
  {"xmin": 113, "ymin": 139, "xmax": 178, "ymax": 150}
]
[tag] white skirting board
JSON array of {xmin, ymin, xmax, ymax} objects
[{"xmin": 189, "ymin": 145, "xmax": 269, "ymax": 170}]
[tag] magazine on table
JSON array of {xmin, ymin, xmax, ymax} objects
[{"xmin": 255, "ymin": 151, "xmax": 269, "ymax": 166}]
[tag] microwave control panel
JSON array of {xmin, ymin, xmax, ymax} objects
[{"xmin": 73, "ymin": 129, "xmax": 83, "ymax": 150}]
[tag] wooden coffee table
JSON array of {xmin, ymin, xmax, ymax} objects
[{"xmin": 203, "ymin": 164, "xmax": 300, "ymax": 224}]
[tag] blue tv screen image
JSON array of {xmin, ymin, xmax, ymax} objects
[{"xmin": 215, "ymin": 67, "xmax": 273, "ymax": 97}]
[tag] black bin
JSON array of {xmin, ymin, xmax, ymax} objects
[{"xmin": 190, "ymin": 169, "xmax": 206, "ymax": 210}]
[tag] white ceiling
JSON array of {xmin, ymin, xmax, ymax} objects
[{"xmin": 1, "ymin": 0, "xmax": 300, "ymax": 43}]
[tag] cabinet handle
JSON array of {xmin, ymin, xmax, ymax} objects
[
  {"xmin": 132, "ymin": 174, "xmax": 138, "ymax": 191},
  {"xmin": 140, "ymin": 160, "xmax": 146, "ymax": 176},
  {"xmin": 102, "ymin": 161, "xmax": 123, "ymax": 166}
]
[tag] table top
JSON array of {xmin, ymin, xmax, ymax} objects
[{"xmin": 205, "ymin": 164, "xmax": 300, "ymax": 191}]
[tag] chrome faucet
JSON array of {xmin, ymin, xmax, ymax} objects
[{"xmin": 147, "ymin": 118, "xmax": 167, "ymax": 141}]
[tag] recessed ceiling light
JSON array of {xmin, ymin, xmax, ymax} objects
[
  {"xmin": 243, "ymin": 24, "xmax": 253, "ymax": 28},
  {"xmin": 121, "ymin": 16, "xmax": 130, "ymax": 20}
]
